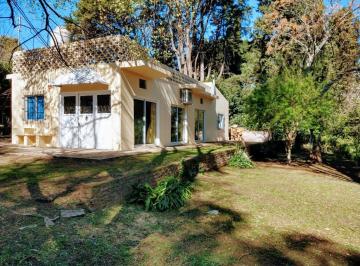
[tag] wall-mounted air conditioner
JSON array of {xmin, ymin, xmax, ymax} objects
[{"xmin": 180, "ymin": 89, "xmax": 192, "ymax": 105}]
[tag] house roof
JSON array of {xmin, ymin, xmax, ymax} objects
[{"xmin": 117, "ymin": 60, "xmax": 172, "ymax": 79}]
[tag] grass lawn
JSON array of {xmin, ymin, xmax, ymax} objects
[{"xmin": 0, "ymin": 149, "xmax": 359, "ymax": 265}]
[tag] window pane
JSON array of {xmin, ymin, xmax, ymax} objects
[
  {"xmin": 64, "ymin": 96, "xmax": 76, "ymax": 114},
  {"xmin": 217, "ymin": 114, "xmax": 224, "ymax": 129},
  {"xmin": 146, "ymin": 101, "xmax": 156, "ymax": 144},
  {"xmin": 80, "ymin": 96, "xmax": 93, "ymax": 114},
  {"xmin": 37, "ymin": 96, "xmax": 45, "ymax": 120},
  {"xmin": 97, "ymin": 95, "xmax": 111, "ymax": 113},
  {"xmin": 139, "ymin": 79, "xmax": 146, "ymax": 89},
  {"xmin": 171, "ymin": 107, "xmax": 184, "ymax": 143},
  {"xmin": 27, "ymin": 96, "xmax": 36, "ymax": 120},
  {"xmin": 195, "ymin": 110, "xmax": 204, "ymax": 141},
  {"xmin": 171, "ymin": 107, "xmax": 177, "ymax": 142},
  {"xmin": 134, "ymin": 99, "xmax": 144, "ymax": 144},
  {"xmin": 177, "ymin": 108, "xmax": 184, "ymax": 142}
]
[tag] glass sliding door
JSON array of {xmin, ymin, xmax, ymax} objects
[
  {"xmin": 195, "ymin": 109, "xmax": 205, "ymax": 142},
  {"xmin": 146, "ymin": 101, "xmax": 156, "ymax": 144},
  {"xmin": 171, "ymin": 106, "xmax": 184, "ymax": 143},
  {"xmin": 134, "ymin": 99, "xmax": 145, "ymax": 145},
  {"xmin": 134, "ymin": 99, "xmax": 156, "ymax": 145}
]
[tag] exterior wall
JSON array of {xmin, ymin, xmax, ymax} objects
[
  {"xmin": 9, "ymin": 62, "xmax": 229, "ymax": 150},
  {"xmin": 119, "ymin": 69, "xmax": 229, "ymax": 150},
  {"xmin": 9, "ymin": 64, "xmax": 121, "ymax": 150}
]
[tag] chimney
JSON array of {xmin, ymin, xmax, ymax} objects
[{"xmin": 49, "ymin": 26, "xmax": 70, "ymax": 46}]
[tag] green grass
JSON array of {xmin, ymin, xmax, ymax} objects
[
  {"xmin": 0, "ymin": 144, "xmax": 229, "ymax": 184},
  {"xmin": 0, "ymin": 151, "xmax": 360, "ymax": 265}
]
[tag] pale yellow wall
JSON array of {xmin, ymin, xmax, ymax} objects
[
  {"xmin": 119, "ymin": 69, "xmax": 229, "ymax": 150},
  {"xmin": 9, "ymin": 63, "xmax": 122, "ymax": 149},
  {"xmin": 10, "ymin": 62, "xmax": 229, "ymax": 150}
]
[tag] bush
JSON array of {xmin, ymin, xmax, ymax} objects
[
  {"xmin": 228, "ymin": 149, "xmax": 254, "ymax": 168},
  {"xmin": 129, "ymin": 176, "xmax": 192, "ymax": 211}
]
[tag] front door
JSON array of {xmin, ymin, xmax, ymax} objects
[
  {"xmin": 78, "ymin": 95, "xmax": 95, "ymax": 149},
  {"xmin": 60, "ymin": 93, "xmax": 112, "ymax": 149}
]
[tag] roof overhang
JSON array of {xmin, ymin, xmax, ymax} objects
[
  {"xmin": 118, "ymin": 60, "xmax": 172, "ymax": 79},
  {"xmin": 50, "ymin": 67, "xmax": 108, "ymax": 86},
  {"xmin": 180, "ymin": 83, "xmax": 217, "ymax": 99}
]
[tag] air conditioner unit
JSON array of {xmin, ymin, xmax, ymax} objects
[{"xmin": 180, "ymin": 89, "xmax": 192, "ymax": 105}]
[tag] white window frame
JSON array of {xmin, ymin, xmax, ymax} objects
[{"xmin": 217, "ymin": 113, "xmax": 225, "ymax": 130}]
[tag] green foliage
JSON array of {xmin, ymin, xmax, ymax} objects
[
  {"xmin": 247, "ymin": 69, "xmax": 320, "ymax": 133},
  {"xmin": 129, "ymin": 176, "xmax": 192, "ymax": 212},
  {"xmin": 245, "ymin": 69, "xmax": 336, "ymax": 162},
  {"xmin": 217, "ymin": 75, "xmax": 253, "ymax": 127},
  {"xmin": 228, "ymin": 149, "xmax": 254, "ymax": 168},
  {"xmin": 323, "ymin": 103, "xmax": 360, "ymax": 162}
]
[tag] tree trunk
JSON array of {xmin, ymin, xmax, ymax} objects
[
  {"xmin": 217, "ymin": 61, "xmax": 225, "ymax": 80},
  {"xmin": 206, "ymin": 64, "xmax": 212, "ymax": 80},
  {"xmin": 285, "ymin": 129, "xmax": 297, "ymax": 163},
  {"xmin": 285, "ymin": 145, "xmax": 292, "ymax": 163},
  {"xmin": 200, "ymin": 53, "xmax": 204, "ymax": 81},
  {"xmin": 310, "ymin": 132, "xmax": 322, "ymax": 163}
]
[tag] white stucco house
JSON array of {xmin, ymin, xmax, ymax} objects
[{"xmin": 7, "ymin": 35, "xmax": 229, "ymax": 151}]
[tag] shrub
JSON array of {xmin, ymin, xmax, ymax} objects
[
  {"xmin": 228, "ymin": 149, "xmax": 254, "ymax": 168},
  {"xmin": 129, "ymin": 176, "xmax": 192, "ymax": 211}
]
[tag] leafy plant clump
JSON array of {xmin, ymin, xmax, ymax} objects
[
  {"xmin": 129, "ymin": 176, "xmax": 192, "ymax": 211},
  {"xmin": 228, "ymin": 149, "xmax": 254, "ymax": 168}
]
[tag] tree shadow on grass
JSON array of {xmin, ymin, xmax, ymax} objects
[
  {"xmin": 247, "ymin": 143, "xmax": 360, "ymax": 184},
  {"xmin": 168, "ymin": 200, "xmax": 360, "ymax": 266}
]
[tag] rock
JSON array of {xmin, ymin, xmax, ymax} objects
[
  {"xmin": 44, "ymin": 216, "xmax": 55, "ymax": 227},
  {"xmin": 60, "ymin": 209, "xmax": 85, "ymax": 218},
  {"xmin": 207, "ymin": 209, "xmax": 219, "ymax": 215},
  {"xmin": 19, "ymin": 224, "xmax": 38, "ymax": 230}
]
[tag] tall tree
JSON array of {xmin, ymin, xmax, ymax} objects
[
  {"xmin": 0, "ymin": 36, "xmax": 18, "ymax": 135},
  {"xmin": 67, "ymin": 0, "xmax": 248, "ymax": 80},
  {"xmin": 246, "ymin": 0, "xmax": 360, "ymax": 161},
  {"xmin": 247, "ymin": 69, "xmax": 332, "ymax": 162}
]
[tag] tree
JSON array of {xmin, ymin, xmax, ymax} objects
[
  {"xmin": 0, "ymin": 36, "xmax": 18, "ymax": 135},
  {"xmin": 247, "ymin": 0, "xmax": 360, "ymax": 162},
  {"xmin": 247, "ymin": 69, "xmax": 325, "ymax": 163},
  {"xmin": 258, "ymin": 0, "xmax": 360, "ymax": 88},
  {"xmin": 67, "ymin": 0, "xmax": 249, "ymax": 80}
]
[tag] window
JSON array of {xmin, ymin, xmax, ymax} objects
[
  {"xmin": 80, "ymin": 95, "xmax": 93, "ymax": 114},
  {"xmin": 200, "ymin": 98, "xmax": 203, "ymax": 104},
  {"xmin": 217, "ymin": 114, "xmax": 225, "ymax": 129},
  {"xmin": 139, "ymin": 79, "xmax": 146, "ymax": 89},
  {"xmin": 64, "ymin": 96, "xmax": 76, "ymax": 114},
  {"xmin": 180, "ymin": 89, "xmax": 192, "ymax": 104},
  {"xmin": 26, "ymin": 95, "xmax": 44, "ymax": 120},
  {"xmin": 97, "ymin": 95, "xmax": 111, "ymax": 113}
]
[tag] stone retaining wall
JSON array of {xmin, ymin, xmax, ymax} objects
[
  {"xmin": 76, "ymin": 148, "xmax": 236, "ymax": 209},
  {"xmin": 150, "ymin": 148, "xmax": 236, "ymax": 184}
]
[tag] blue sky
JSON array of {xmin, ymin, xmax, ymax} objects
[
  {"xmin": 0, "ymin": 0, "xmax": 77, "ymax": 49},
  {"xmin": 0, "ymin": 0, "xmax": 355, "ymax": 50}
]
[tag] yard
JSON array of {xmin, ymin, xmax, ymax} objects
[{"xmin": 0, "ymin": 145, "xmax": 359, "ymax": 265}]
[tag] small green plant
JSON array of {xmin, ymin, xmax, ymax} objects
[
  {"xmin": 228, "ymin": 149, "xmax": 254, "ymax": 168},
  {"xmin": 129, "ymin": 176, "xmax": 192, "ymax": 211}
]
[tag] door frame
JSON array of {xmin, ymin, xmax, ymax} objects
[
  {"xmin": 133, "ymin": 97, "xmax": 160, "ymax": 146},
  {"xmin": 59, "ymin": 90, "xmax": 112, "ymax": 149}
]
